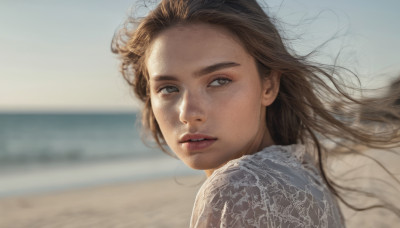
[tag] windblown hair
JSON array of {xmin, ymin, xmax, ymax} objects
[{"xmin": 112, "ymin": 0, "xmax": 400, "ymax": 221}]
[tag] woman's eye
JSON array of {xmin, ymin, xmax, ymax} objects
[
  {"xmin": 158, "ymin": 86, "xmax": 179, "ymax": 95},
  {"xmin": 209, "ymin": 78, "xmax": 232, "ymax": 87}
]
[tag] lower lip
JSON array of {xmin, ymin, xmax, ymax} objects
[{"xmin": 181, "ymin": 139, "xmax": 216, "ymax": 151}]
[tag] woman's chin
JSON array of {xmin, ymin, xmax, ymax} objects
[{"xmin": 183, "ymin": 158, "xmax": 223, "ymax": 171}]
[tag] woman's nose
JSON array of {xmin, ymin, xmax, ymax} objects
[{"xmin": 179, "ymin": 91, "xmax": 206, "ymax": 125}]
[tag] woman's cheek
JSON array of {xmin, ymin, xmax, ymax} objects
[{"xmin": 153, "ymin": 98, "xmax": 178, "ymax": 129}]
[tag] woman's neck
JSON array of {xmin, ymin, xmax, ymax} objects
[{"xmin": 204, "ymin": 126, "xmax": 275, "ymax": 177}]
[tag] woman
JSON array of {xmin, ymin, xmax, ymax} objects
[{"xmin": 112, "ymin": 0, "xmax": 400, "ymax": 227}]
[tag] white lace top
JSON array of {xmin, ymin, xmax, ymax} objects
[{"xmin": 190, "ymin": 144, "xmax": 344, "ymax": 228}]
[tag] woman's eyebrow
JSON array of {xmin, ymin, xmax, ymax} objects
[
  {"xmin": 194, "ymin": 62, "xmax": 240, "ymax": 77},
  {"xmin": 151, "ymin": 75, "xmax": 178, "ymax": 82},
  {"xmin": 151, "ymin": 62, "xmax": 240, "ymax": 82}
]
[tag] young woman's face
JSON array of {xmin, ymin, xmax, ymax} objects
[{"xmin": 147, "ymin": 23, "xmax": 278, "ymax": 175}]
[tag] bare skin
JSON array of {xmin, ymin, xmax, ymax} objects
[{"xmin": 147, "ymin": 23, "xmax": 280, "ymax": 176}]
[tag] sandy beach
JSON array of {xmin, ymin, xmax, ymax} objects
[
  {"xmin": 1, "ymin": 148, "xmax": 400, "ymax": 228},
  {"xmin": 0, "ymin": 175, "xmax": 204, "ymax": 228}
]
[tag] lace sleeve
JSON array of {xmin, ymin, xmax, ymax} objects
[
  {"xmin": 190, "ymin": 145, "xmax": 344, "ymax": 228},
  {"xmin": 190, "ymin": 168, "xmax": 272, "ymax": 228}
]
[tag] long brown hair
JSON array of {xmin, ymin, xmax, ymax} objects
[{"xmin": 112, "ymin": 0, "xmax": 400, "ymax": 221}]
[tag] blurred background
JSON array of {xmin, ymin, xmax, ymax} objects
[
  {"xmin": 0, "ymin": 0, "xmax": 203, "ymax": 199},
  {"xmin": 0, "ymin": 0, "xmax": 399, "ymax": 205}
]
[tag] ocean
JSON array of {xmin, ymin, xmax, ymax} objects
[{"xmin": 0, "ymin": 113, "xmax": 200, "ymax": 198}]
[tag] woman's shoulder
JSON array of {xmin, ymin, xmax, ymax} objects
[
  {"xmin": 191, "ymin": 144, "xmax": 344, "ymax": 228},
  {"xmin": 205, "ymin": 144, "xmax": 321, "ymax": 193}
]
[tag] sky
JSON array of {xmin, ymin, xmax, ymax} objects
[{"xmin": 1, "ymin": 0, "xmax": 399, "ymax": 113}]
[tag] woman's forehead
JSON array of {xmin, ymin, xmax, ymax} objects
[{"xmin": 145, "ymin": 23, "xmax": 252, "ymax": 77}]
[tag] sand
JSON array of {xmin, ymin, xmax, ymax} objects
[
  {"xmin": 0, "ymin": 175, "xmax": 204, "ymax": 228},
  {"xmin": 1, "ymin": 148, "xmax": 400, "ymax": 228}
]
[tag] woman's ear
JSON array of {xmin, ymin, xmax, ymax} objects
[{"xmin": 261, "ymin": 70, "xmax": 280, "ymax": 106}]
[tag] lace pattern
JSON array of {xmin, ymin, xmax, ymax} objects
[{"xmin": 190, "ymin": 145, "xmax": 344, "ymax": 228}]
